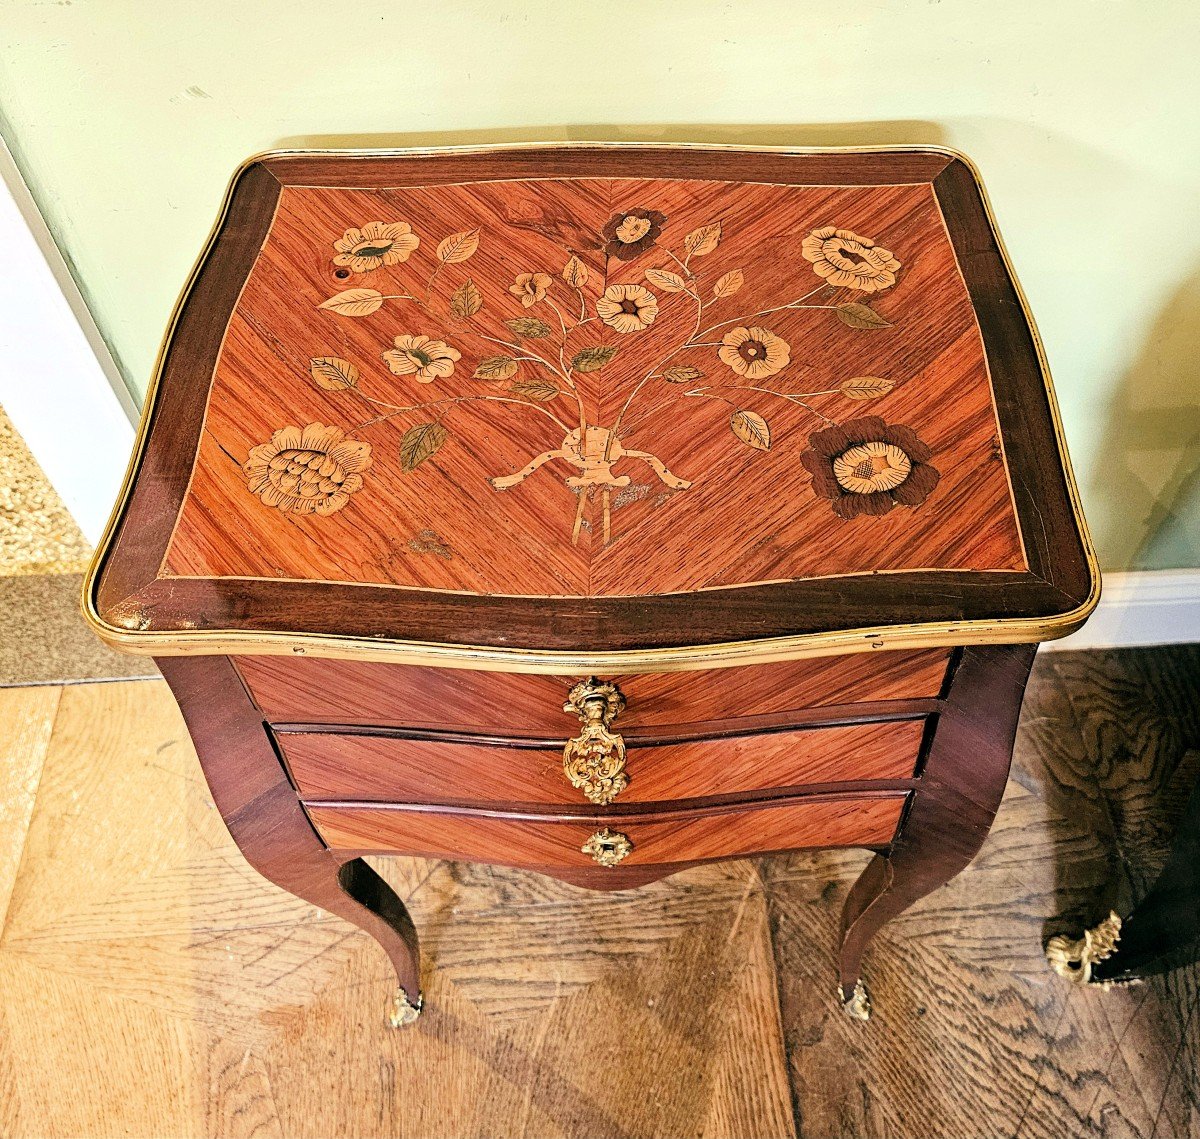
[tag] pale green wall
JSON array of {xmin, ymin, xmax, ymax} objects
[{"xmin": 1, "ymin": 0, "xmax": 1197, "ymax": 571}]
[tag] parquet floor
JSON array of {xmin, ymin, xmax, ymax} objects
[{"xmin": 1, "ymin": 647, "xmax": 1197, "ymax": 1138}]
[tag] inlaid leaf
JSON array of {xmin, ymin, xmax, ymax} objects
[
  {"xmin": 505, "ymin": 317, "xmax": 553, "ymax": 339},
  {"xmin": 572, "ymin": 345, "xmax": 619, "ymax": 373},
  {"xmin": 840, "ymin": 376, "xmax": 895, "ymax": 400},
  {"xmin": 730, "ymin": 408, "xmax": 771, "ymax": 451},
  {"xmin": 436, "ymin": 229, "xmax": 480, "ymax": 264},
  {"xmin": 663, "ymin": 364, "xmax": 704, "ymax": 384},
  {"xmin": 712, "ymin": 269, "xmax": 744, "ymax": 299},
  {"xmin": 473, "ymin": 355, "xmax": 519, "ymax": 380},
  {"xmin": 318, "ymin": 288, "xmax": 384, "ymax": 317},
  {"xmin": 509, "ymin": 379, "xmax": 560, "ymax": 401},
  {"xmin": 684, "ymin": 222, "xmax": 722, "ymax": 257},
  {"xmin": 644, "ymin": 268, "xmax": 688, "ymax": 292},
  {"xmin": 399, "ymin": 422, "xmax": 448, "ymax": 471},
  {"xmin": 562, "ymin": 254, "xmax": 588, "ymax": 290},
  {"xmin": 836, "ymin": 302, "xmax": 891, "ymax": 330},
  {"xmin": 308, "ymin": 356, "xmax": 359, "ymax": 391},
  {"xmin": 450, "ymin": 278, "xmax": 483, "ymax": 318}
]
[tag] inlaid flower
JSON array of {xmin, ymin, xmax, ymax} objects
[
  {"xmin": 509, "ymin": 272, "xmax": 552, "ymax": 308},
  {"xmin": 332, "ymin": 222, "xmax": 419, "ymax": 274},
  {"xmin": 244, "ymin": 423, "xmax": 371, "ymax": 517},
  {"xmin": 801, "ymin": 227, "xmax": 900, "ymax": 293},
  {"xmin": 601, "ymin": 208, "xmax": 667, "ymax": 261},
  {"xmin": 717, "ymin": 326, "xmax": 791, "ymax": 379},
  {"xmin": 596, "ymin": 283, "xmax": 659, "ymax": 333},
  {"xmin": 801, "ymin": 416, "xmax": 939, "ymax": 518},
  {"xmin": 382, "ymin": 335, "xmax": 462, "ymax": 383}
]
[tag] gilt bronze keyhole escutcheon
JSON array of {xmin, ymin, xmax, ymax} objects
[
  {"xmin": 563, "ymin": 678, "xmax": 628, "ymax": 805},
  {"xmin": 582, "ymin": 828, "xmax": 633, "ymax": 867}
]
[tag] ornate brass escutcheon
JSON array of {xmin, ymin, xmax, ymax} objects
[
  {"xmin": 582, "ymin": 828, "xmax": 633, "ymax": 867},
  {"xmin": 562, "ymin": 677, "xmax": 628, "ymax": 804}
]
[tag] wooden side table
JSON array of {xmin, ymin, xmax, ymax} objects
[{"xmin": 84, "ymin": 144, "xmax": 1097, "ymax": 1024}]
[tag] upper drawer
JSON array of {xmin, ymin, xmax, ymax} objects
[
  {"xmin": 278, "ymin": 718, "xmax": 925, "ymax": 806},
  {"xmin": 235, "ymin": 648, "xmax": 950, "ymax": 735}
]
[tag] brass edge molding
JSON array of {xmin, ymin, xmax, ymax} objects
[
  {"xmin": 82, "ymin": 141, "xmax": 1099, "ymax": 675},
  {"xmin": 80, "ymin": 146, "xmax": 252, "ymax": 647},
  {"xmin": 82, "ymin": 614, "xmax": 1085, "ymax": 675},
  {"xmin": 954, "ymin": 148, "xmax": 1101, "ymax": 622}
]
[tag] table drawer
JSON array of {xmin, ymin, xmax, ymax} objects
[
  {"xmin": 306, "ymin": 794, "xmax": 907, "ymax": 867},
  {"xmin": 235, "ymin": 649, "xmax": 951, "ymax": 734},
  {"xmin": 279, "ymin": 718, "xmax": 925, "ymax": 805}
]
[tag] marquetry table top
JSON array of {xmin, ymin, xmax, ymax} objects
[{"xmin": 87, "ymin": 145, "xmax": 1097, "ymax": 669}]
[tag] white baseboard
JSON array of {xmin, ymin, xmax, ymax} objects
[{"xmin": 1040, "ymin": 569, "xmax": 1200, "ymax": 651}]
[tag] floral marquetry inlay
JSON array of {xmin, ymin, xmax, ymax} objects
[
  {"xmin": 332, "ymin": 222, "xmax": 419, "ymax": 274},
  {"xmin": 163, "ymin": 165, "xmax": 1029, "ymax": 600},
  {"xmin": 243, "ymin": 423, "xmax": 372, "ymax": 517},
  {"xmin": 802, "ymin": 418, "xmax": 940, "ymax": 519},
  {"xmin": 262, "ymin": 206, "xmax": 921, "ymax": 544}
]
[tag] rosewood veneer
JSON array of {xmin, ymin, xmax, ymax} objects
[{"xmin": 85, "ymin": 143, "xmax": 1097, "ymax": 1025}]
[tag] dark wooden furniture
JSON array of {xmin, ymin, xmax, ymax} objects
[
  {"xmin": 84, "ymin": 144, "xmax": 1098, "ymax": 1024},
  {"xmin": 1048, "ymin": 772, "xmax": 1200, "ymax": 987}
]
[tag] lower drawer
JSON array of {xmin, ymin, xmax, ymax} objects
[
  {"xmin": 279, "ymin": 719, "xmax": 925, "ymax": 804},
  {"xmin": 305, "ymin": 794, "xmax": 907, "ymax": 868}
]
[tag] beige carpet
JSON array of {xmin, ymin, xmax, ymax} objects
[
  {"xmin": 0, "ymin": 406, "xmax": 91, "ymax": 576},
  {"xmin": 0, "ymin": 405, "xmax": 155, "ymax": 685}
]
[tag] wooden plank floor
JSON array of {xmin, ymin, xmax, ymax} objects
[{"xmin": 0, "ymin": 648, "xmax": 1197, "ymax": 1138}]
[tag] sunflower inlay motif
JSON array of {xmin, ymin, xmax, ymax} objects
[
  {"xmin": 244, "ymin": 423, "xmax": 372, "ymax": 516},
  {"xmin": 250, "ymin": 206, "xmax": 941, "ymax": 542}
]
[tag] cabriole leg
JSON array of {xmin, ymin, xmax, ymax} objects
[
  {"xmin": 838, "ymin": 644, "xmax": 1037, "ymax": 1017},
  {"xmin": 156, "ymin": 655, "xmax": 423, "ymax": 1024}
]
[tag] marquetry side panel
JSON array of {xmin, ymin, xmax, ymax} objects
[
  {"xmin": 235, "ymin": 648, "xmax": 951, "ymax": 733},
  {"xmin": 305, "ymin": 795, "xmax": 907, "ymax": 866},
  {"xmin": 278, "ymin": 718, "xmax": 925, "ymax": 804}
]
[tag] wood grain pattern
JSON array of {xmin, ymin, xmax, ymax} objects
[
  {"xmin": 156, "ymin": 655, "xmax": 423, "ymax": 1008},
  {"xmin": 165, "ymin": 174, "xmax": 1023, "ymax": 596},
  {"xmin": 767, "ymin": 646, "xmax": 1200, "ymax": 1139},
  {"xmin": 90, "ymin": 147, "xmax": 1094, "ymax": 656},
  {"xmin": 278, "ymin": 719, "xmax": 926, "ymax": 804},
  {"xmin": 838, "ymin": 643, "xmax": 1035, "ymax": 992},
  {"xmin": 236, "ymin": 646, "xmax": 952, "ymax": 732},
  {"xmin": 305, "ymin": 794, "xmax": 906, "ymax": 868},
  {"xmin": 0, "ymin": 686, "xmax": 60, "ymax": 930},
  {"xmin": 4, "ymin": 651, "xmax": 1197, "ymax": 1138}
]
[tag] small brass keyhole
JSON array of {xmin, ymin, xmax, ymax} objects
[{"xmin": 582, "ymin": 828, "xmax": 632, "ymax": 867}]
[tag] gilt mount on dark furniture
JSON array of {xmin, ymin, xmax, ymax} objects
[{"xmin": 85, "ymin": 144, "xmax": 1098, "ymax": 1023}]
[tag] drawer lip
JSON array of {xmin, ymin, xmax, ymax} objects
[
  {"xmin": 302, "ymin": 787, "xmax": 909, "ymax": 825},
  {"xmin": 302, "ymin": 779, "xmax": 919, "ymax": 819},
  {"xmin": 271, "ymin": 698, "xmax": 940, "ymax": 750}
]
